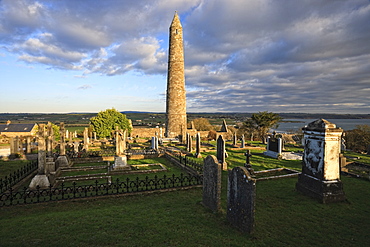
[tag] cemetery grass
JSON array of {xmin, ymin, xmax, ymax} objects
[
  {"xmin": 0, "ymin": 160, "xmax": 31, "ymax": 179},
  {"xmin": 0, "ymin": 176, "xmax": 369, "ymax": 246}
]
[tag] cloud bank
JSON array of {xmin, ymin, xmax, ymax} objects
[{"xmin": 1, "ymin": 0, "xmax": 369, "ymax": 113}]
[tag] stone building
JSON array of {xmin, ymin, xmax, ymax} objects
[
  {"xmin": 165, "ymin": 12, "xmax": 187, "ymax": 139},
  {"xmin": 0, "ymin": 121, "xmax": 37, "ymax": 137}
]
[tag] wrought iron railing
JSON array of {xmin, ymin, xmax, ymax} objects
[
  {"xmin": 0, "ymin": 173, "xmax": 202, "ymax": 207},
  {"xmin": 0, "ymin": 161, "xmax": 38, "ymax": 194},
  {"xmin": 165, "ymin": 150, "xmax": 203, "ymax": 175}
]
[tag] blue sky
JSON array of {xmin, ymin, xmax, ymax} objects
[{"xmin": 1, "ymin": 0, "xmax": 370, "ymax": 114}]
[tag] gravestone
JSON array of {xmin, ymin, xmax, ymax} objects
[
  {"xmin": 216, "ymin": 135, "xmax": 227, "ymax": 170},
  {"xmin": 26, "ymin": 136, "xmax": 32, "ymax": 154},
  {"xmin": 151, "ymin": 136, "xmax": 158, "ymax": 150},
  {"xmin": 263, "ymin": 137, "xmax": 283, "ymax": 158},
  {"xmin": 202, "ymin": 155, "xmax": 221, "ymax": 212},
  {"xmin": 73, "ymin": 141, "xmax": 79, "ymax": 153},
  {"xmin": 46, "ymin": 122, "xmax": 53, "ymax": 157},
  {"xmin": 233, "ymin": 132, "xmax": 237, "ymax": 146},
  {"xmin": 83, "ymin": 127, "xmax": 89, "ymax": 151},
  {"xmin": 188, "ymin": 135, "xmax": 193, "ymax": 153},
  {"xmin": 195, "ymin": 132, "xmax": 202, "ymax": 158},
  {"xmin": 9, "ymin": 137, "xmax": 14, "ymax": 155},
  {"xmin": 113, "ymin": 128, "xmax": 130, "ymax": 170},
  {"xmin": 240, "ymin": 134, "xmax": 245, "ymax": 148},
  {"xmin": 56, "ymin": 122, "xmax": 69, "ymax": 168},
  {"xmin": 29, "ymin": 124, "xmax": 50, "ymax": 189},
  {"xmin": 296, "ymin": 119, "xmax": 346, "ymax": 203},
  {"xmin": 227, "ymin": 166, "xmax": 256, "ymax": 234}
]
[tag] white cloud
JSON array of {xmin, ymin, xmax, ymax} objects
[{"xmin": 0, "ymin": 0, "xmax": 369, "ymax": 113}]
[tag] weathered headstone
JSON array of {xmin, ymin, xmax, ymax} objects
[
  {"xmin": 240, "ymin": 134, "xmax": 245, "ymax": 148},
  {"xmin": 233, "ymin": 132, "xmax": 237, "ymax": 146},
  {"xmin": 29, "ymin": 124, "xmax": 50, "ymax": 189},
  {"xmin": 202, "ymin": 155, "xmax": 221, "ymax": 212},
  {"xmin": 83, "ymin": 127, "xmax": 89, "ymax": 151},
  {"xmin": 227, "ymin": 166, "xmax": 256, "ymax": 234},
  {"xmin": 296, "ymin": 119, "xmax": 346, "ymax": 203},
  {"xmin": 26, "ymin": 136, "xmax": 32, "ymax": 154},
  {"xmin": 113, "ymin": 128, "xmax": 130, "ymax": 170},
  {"xmin": 9, "ymin": 137, "xmax": 15, "ymax": 155},
  {"xmin": 195, "ymin": 132, "xmax": 202, "ymax": 158},
  {"xmin": 56, "ymin": 122, "xmax": 69, "ymax": 168},
  {"xmin": 220, "ymin": 119, "xmax": 228, "ymax": 132},
  {"xmin": 46, "ymin": 122, "xmax": 53, "ymax": 157},
  {"xmin": 216, "ymin": 135, "xmax": 227, "ymax": 170}
]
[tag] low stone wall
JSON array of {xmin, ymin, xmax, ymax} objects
[{"xmin": 131, "ymin": 127, "xmax": 209, "ymax": 139}]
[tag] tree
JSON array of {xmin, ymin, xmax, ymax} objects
[
  {"xmin": 242, "ymin": 111, "xmax": 282, "ymax": 143},
  {"xmin": 90, "ymin": 108, "xmax": 132, "ymax": 138},
  {"xmin": 345, "ymin": 125, "xmax": 370, "ymax": 153},
  {"xmin": 191, "ymin": 118, "xmax": 214, "ymax": 131}
]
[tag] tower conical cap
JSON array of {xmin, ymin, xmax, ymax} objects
[{"xmin": 170, "ymin": 11, "xmax": 182, "ymax": 28}]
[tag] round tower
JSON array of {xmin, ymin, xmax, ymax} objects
[{"xmin": 166, "ymin": 12, "xmax": 187, "ymax": 139}]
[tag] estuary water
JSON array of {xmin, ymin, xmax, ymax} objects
[{"xmin": 273, "ymin": 119, "xmax": 370, "ymax": 133}]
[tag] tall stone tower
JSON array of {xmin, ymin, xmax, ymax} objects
[{"xmin": 166, "ymin": 12, "xmax": 187, "ymax": 139}]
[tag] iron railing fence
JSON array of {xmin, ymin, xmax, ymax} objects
[
  {"xmin": 0, "ymin": 173, "xmax": 202, "ymax": 207},
  {"xmin": 0, "ymin": 161, "xmax": 38, "ymax": 194},
  {"xmin": 164, "ymin": 150, "xmax": 203, "ymax": 175},
  {"xmin": 66, "ymin": 149, "xmax": 162, "ymax": 158}
]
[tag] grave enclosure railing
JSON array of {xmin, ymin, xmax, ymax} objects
[
  {"xmin": 0, "ymin": 161, "xmax": 38, "ymax": 194},
  {"xmin": 0, "ymin": 173, "xmax": 202, "ymax": 207},
  {"xmin": 164, "ymin": 150, "xmax": 203, "ymax": 175}
]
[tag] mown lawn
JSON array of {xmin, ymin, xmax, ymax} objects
[
  {"xmin": 0, "ymin": 175, "xmax": 369, "ymax": 247},
  {"xmin": 0, "ymin": 142, "xmax": 369, "ymax": 246}
]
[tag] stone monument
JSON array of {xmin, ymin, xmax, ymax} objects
[
  {"xmin": 216, "ymin": 135, "xmax": 227, "ymax": 170},
  {"xmin": 296, "ymin": 119, "xmax": 346, "ymax": 203},
  {"xmin": 227, "ymin": 166, "xmax": 256, "ymax": 234},
  {"xmin": 113, "ymin": 128, "xmax": 130, "ymax": 170},
  {"xmin": 202, "ymin": 155, "xmax": 221, "ymax": 212},
  {"xmin": 29, "ymin": 124, "xmax": 50, "ymax": 189},
  {"xmin": 165, "ymin": 11, "xmax": 187, "ymax": 139},
  {"xmin": 56, "ymin": 122, "xmax": 69, "ymax": 168},
  {"xmin": 195, "ymin": 132, "xmax": 202, "ymax": 158}
]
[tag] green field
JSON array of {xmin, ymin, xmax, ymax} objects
[
  {"xmin": 0, "ymin": 143, "xmax": 369, "ymax": 246},
  {"xmin": 0, "ymin": 175, "xmax": 368, "ymax": 246}
]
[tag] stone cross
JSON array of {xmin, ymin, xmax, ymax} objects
[
  {"xmin": 202, "ymin": 155, "xmax": 221, "ymax": 212},
  {"xmin": 227, "ymin": 166, "xmax": 256, "ymax": 234},
  {"xmin": 245, "ymin": 150, "xmax": 252, "ymax": 165}
]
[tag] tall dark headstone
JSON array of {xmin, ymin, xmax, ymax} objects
[
  {"xmin": 227, "ymin": 166, "xmax": 256, "ymax": 234},
  {"xmin": 216, "ymin": 135, "xmax": 227, "ymax": 170},
  {"xmin": 202, "ymin": 155, "xmax": 222, "ymax": 212},
  {"xmin": 195, "ymin": 132, "xmax": 202, "ymax": 158}
]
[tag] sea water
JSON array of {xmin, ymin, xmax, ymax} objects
[{"xmin": 273, "ymin": 119, "xmax": 370, "ymax": 133}]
